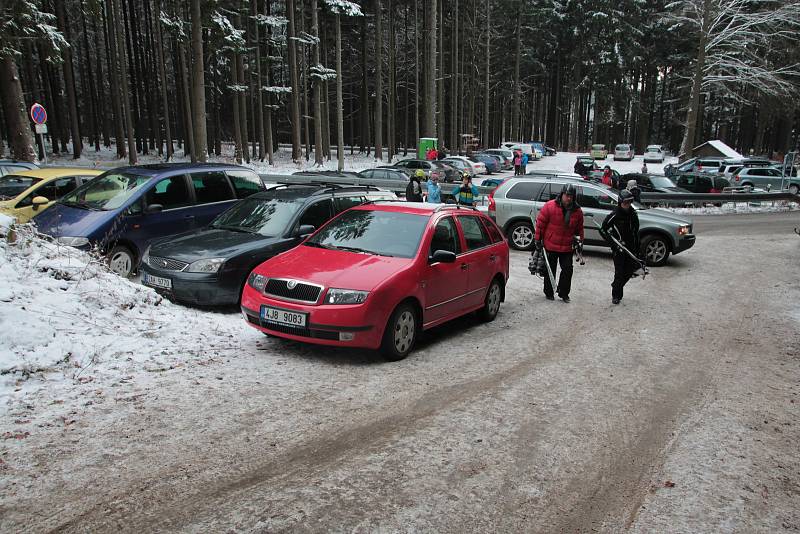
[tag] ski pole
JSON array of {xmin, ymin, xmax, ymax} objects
[{"xmin": 590, "ymin": 219, "xmax": 649, "ymax": 278}]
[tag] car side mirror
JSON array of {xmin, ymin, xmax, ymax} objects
[
  {"xmin": 429, "ymin": 250, "xmax": 456, "ymax": 264},
  {"xmin": 296, "ymin": 224, "xmax": 315, "ymax": 237},
  {"xmin": 32, "ymin": 196, "xmax": 49, "ymax": 210},
  {"xmin": 144, "ymin": 204, "xmax": 163, "ymax": 214}
]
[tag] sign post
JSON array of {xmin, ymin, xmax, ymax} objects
[{"xmin": 30, "ymin": 103, "xmax": 48, "ymax": 165}]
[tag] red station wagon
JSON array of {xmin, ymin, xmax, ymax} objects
[{"xmin": 241, "ymin": 202, "xmax": 510, "ymax": 360}]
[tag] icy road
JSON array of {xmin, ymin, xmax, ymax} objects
[{"xmin": 2, "ymin": 212, "xmax": 799, "ymax": 533}]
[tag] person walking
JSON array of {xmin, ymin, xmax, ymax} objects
[
  {"xmin": 520, "ymin": 151, "xmax": 529, "ymax": 175},
  {"xmin": 425, "ymin": 173, "xmax": 442, "ymax": 203},
  {"xmin": 513, "ymin": 150, "xmax": 522, "ymax": 176},
  {"xmin": 451, "ymin": 172, "xmax": 479, "ymax": 206},
  {"xmin": 534, "ymin": 183, "xmax": 584, "ymax": 302},
  {"xmin": 406, "ymin": 169, "xmax": 424, "ymax": 202},
  {"xmin": 600, "ymin": 189, "xmax": 641, "ymax": 305},
  {"xmin": 641, "ymin": 162, "xmax": 648, "ymax": 173}
]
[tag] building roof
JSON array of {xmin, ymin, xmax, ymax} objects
[{"xmin": 696, "ymin": 140, "xmax": 743, "ymax": 159}]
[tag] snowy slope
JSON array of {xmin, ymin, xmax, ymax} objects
[{"xmin": 0, "ymin": 225, "xmax": 251, "ymax": 400}]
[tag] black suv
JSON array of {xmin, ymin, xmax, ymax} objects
[{"xmin": 140, "ymin": 184, "xmax": 396, "ymax": 306}]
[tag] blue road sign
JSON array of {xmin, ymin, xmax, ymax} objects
[{"xmin": 30, "ymin": 103, "xmax": 47, "ymax": 125}]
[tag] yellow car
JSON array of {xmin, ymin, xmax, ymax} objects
[
  {"xmin": 0, "ymin": 167, "xmax": 103, "ymax": 223},
  {"xmin": 590, "ymin": 144, "xmax": 609, "ymax": 160}
]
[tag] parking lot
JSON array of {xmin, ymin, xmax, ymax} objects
[{"xmin": 2, "ymin": 212, "xmax": 799, "ymax": 533}]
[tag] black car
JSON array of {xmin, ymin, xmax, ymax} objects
[
  {"xmin": 674, "ymin": 173, "xmax": 730, "ymax": 193},
  {"xmin": 544, "ymin": 146, "xmax": 557, "ymax": 156},
  {"xmin": 140, "ymin": 184, "xmax": 396, "ymax": 306},
  {"xmin": 620, "ymin": 173, "xmax": 690, "ymax": 193}
]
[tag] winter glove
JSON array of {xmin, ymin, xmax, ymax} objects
[{"xmin": 535, "ymin": 240, "xmax": 543, "ymax": 252}]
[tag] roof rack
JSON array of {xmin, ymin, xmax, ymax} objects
[{"xmin": 434, "ymin": 203, "xmax": 478, "ymax": 212}]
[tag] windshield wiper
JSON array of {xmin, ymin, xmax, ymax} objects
[
  {"xmin": 304, "ymin": 241, "xmax": 333, "ymax": 249},
  {"xmin": 60, "ymin": 200, "xmax": 98, "ymax": 211},
  {"xmin": 213, "ymin": 224, "xmax": 256, "ymax": 234},
  {"xmin": 333, "ymin": 246, "xmax": 376, "ymax": 255}
]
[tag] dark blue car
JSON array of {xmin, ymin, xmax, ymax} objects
[{"xmin": 33, "ymin": 163, "xmax": 265, "ymax": 276}]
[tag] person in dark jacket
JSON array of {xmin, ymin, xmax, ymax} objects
[
  {"xmin": 406, "ymin": 169, "xmax": 424, "ymax": 202},
  {"xmin": 451, "ymin": 172, "xmax": 479, "ymax": 205},
  {"xmin": 534, "ymin": 183, "xmax": 584, "ymax": 302},
  {"xmin": 600, "ymin": 189, "xmax": 641, "ymax": 304}
]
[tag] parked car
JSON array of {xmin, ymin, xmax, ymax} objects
[
  {"xmin": 664, "ymin": 157, "xmax": 726, "ymax": 177},
  {"xmin": 731, "ymin": 167, "xmax": 800, "ymax": 194},
  {"xmin": 500, "ymin": 142, "xmax": 533, "ymax": 156},
  {"xmin": 718, "ymin": 158, "xmax": 773, "ymax": 179},
  {"xmin": 444, "ymin": 156, "xmax": 486, "ymax": 176},
  {"xmin": 480, "ymin": 177, "xmax": 508, "ymax": 189},
  {"xmin": 293, "ymin": 170, "xmax": 363, "ymax": 180},
  {"xmin": 472, "ymin": 153, "xmax": 500, "ymax": 174},
  {"xmin": 0, "ymin": 168, "xmax": 103, "ymax": 223},
  {"xmin": 140, "ymin": 185, "xmax": 396, "ymax": 306},
  {"xmin": 393, "ymin": 159, "xmax": 460, "ymax": 182},
  {"xmin": 643, "ymin": 145, "xmax": 665, "ymax": 163},
  {"xmin": 487, "ymin": 176, "xmax": 695, "ymax": 266},
  {"xmin": 674, "ymin": 173, "xmax": 730, "ymax": 193},
  {"xmin": 33, "ymin": 163, "xmax": 266, "ymax": 277},
  {"xmin": 543, "ymin": 145, "xmax": 557, "ymax": 156},
  {"xmin": 614, "ymin": 144, "xmax": 634, "ymax": 161},
  {"xmin": 0, "ymin": 160, "xmax": 38, "ymax": 177},
  {"xmin": 590, "ymin": 144, "xmax": 608, "ymax": 160},
  {"xmin": 587, "ymin": 168, "xmax": 621, "ymax": 186},
  {"xmin": 482, "ymin": 149, "xmax": 514, "ymax": 170},
  {"xmin": 619, "ymin": 173, "xmax": 691, "ymax": 207},
  {"xmin": 359, "ymin": 168, "xmax": 411, "ymax": 181},
  {"xmin": 575, "ymin": 155, "xmax": 598, "ymax": 174},
  {"xmin": 530, "ymin": 142, "xmax": 545, "ymax": 160},
  {"xmin": 241, "ymin": 202, "xmax": 510, "ymax": 360}
]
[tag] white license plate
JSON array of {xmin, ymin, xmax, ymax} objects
[
  {"xmin": 143, "ymin": 272, "xmax": 172, "ymax": 289},
  {"xmin": 261, "ymin": 306, "xmax": 307, "ymax": 327}
]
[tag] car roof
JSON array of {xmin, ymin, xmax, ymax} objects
[
  {"xmin": 251, "ymin": 184, "xmax": 385, "ymax": 201},
  {"xmin": 111, "ymin": 162, "xmax": 250, "ymax": 177},
  {"xmin": 353, "ymin": 201, "xmax": 482, "ymax": 216},
  {"xmin": 1, "ymin": 167, "xmax": 104, "ymax": 179}
]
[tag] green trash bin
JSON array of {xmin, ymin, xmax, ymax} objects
[{"xmin": 418, "ymin": 138, "xmax": 438, "ymax": 160}]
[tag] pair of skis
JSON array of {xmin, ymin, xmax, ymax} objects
[
  {"xmin": 591, "ymin": 219, "xmax": 649, "ymax": 279},
  {"xmin": 538, "ymin": 236, "xmax": 585, "ymax": 295}
]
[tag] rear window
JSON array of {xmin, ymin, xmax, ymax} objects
[
  {"xmin": 592, "ymin": 144, "xmax": 605, "ymax": 150},
  {"xmin": 227, "ymin": 170, "xmax": 263, "ymax": 199},
  {"xmin": 506, "ymin": 181, "xmax": 545, "ymax": 201},
  {"xmin": 0, "ymin": 175, "xmax": 41, "ymax": 200},
  {"xmin": 616, "ymin": 144, "xmax": 631, "ymax": 151}
]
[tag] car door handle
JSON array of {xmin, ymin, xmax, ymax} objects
[{"xmin": 460, "ymin": 263, "xmax": 469, "ymax": 270}]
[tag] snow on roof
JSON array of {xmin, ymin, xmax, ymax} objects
[{"xmin": 698, "ymin": 140, "xmax": 743, "ymax": 159}]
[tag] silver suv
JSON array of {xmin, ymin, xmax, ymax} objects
[
  {"xmin": 488, "ymin": 176, "xmax": 696, "ymax": 266},
  {"xmin": 731, "ymin": 167, "xmax": 800, "ymax": 194}
]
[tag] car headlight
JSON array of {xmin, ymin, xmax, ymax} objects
[
  {"xmin": 247, "ymin": 272, "xmax": 268, "ymax": 292},
  {"xmin": 677, "ymin": 225, "xmax": 690, "ymax": 236},
  {"xmin": 186, "ymin": 257, "xmax": 226, "ymax": 273},
  {"xmin": 326, "ymin": 288, "xmax": 369, "ymax": 305},
  {"xmin": 56, "ymin": 236, "xmax": 89, "ymax": 247}
]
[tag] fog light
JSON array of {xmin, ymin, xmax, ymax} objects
[{"xmin": 339, "ymin": 332, "xmax": 355, "ymax": 341}]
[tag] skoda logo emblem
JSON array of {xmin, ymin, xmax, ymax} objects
[
  {"xmin": 286, "ymin": 280, "xmax": 298, "ymax": 289},
  {"xmin": 162, "ymin": 260, "xmax": 168, "ymax": 267}
]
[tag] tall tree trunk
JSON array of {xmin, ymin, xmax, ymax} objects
[
  {"xmin": 252, "ymin": 0, "xmax": 265, "ymax": 161},
  {"xmin": 450, "ymin": 0, "xmax": 459, "ymax": 151},
  {"xmin": 178, "ymin": 40, "xmax": 195, "ymax": 160},
  {"xmin": 482, "ymin": 0, "xmax": 489, "ymax": 148},
  {"xmin": 103, "ymin": 2, "xmax": 125, "ymax": 157},
  {"xmin": 264, "ymin": 0, "xmax": 275, "ymax": 165},
  {"xmin": 56, "ymin": 0, "xmax": 82, "ymax": 158},
  {"xmin": 299, "ymin": 0, "xmax": 310, "ymax": 161},
  {"xmin": 96, "ymin": 8, "xmax": 111, "ymax": 148},
  {"xmin": 232, "ymin": 51, "xmax": 243, "ymax": 163},
  {"xmin": 321, "ymin": 18, "xmax": 331, "ymax": 160},
  {"xmin": 511, "ymin": 1, "xmax": 522, "ymax": 141},
  {"xmin": 79, "ymin": 0, "xmax": 100, "ymax": 151},
  {"xmin": 287, "ymin": 0, "xmax": 302, "ymax": 162},
  {"xmin": 155, "ymin": 0, "xmax": 173, "ymax": 160},
  {"xmin": 0, "ymin": 55, "xmax": 36, "ymax": 162},
  {"xmin": 311, "ymin": 0, "xmax": 324, "ymax": 165},
  {"xmin": 414, "ymin": 0, "xmax": 420, "ymax": 148},
  {"xmin": 334, "ymin": 13, "xmax": 345, "ymax": 171},
  {"xmin": 236, "ymin": 4, "xmax": 249, "ymax": 164},
  {"xmin": 680, "ymin": 0, "xmax": 711, "ymax": 159},
  {"xmin": 387, "ymin": 0, "xmax": 396, "ymax": 160},
  {"xmin": 113, "ymin": 0, "xmax": 136, "ymax": 163},
  {"xmin": 436, "ymin": 0, "xmax": 444, "ymax": 145},
  {"xmin": 374, "ymin": 0, "xmax": 384, "ymax": 160},
  {"xmin": 190, "ymin": 0, "xmax": 207, "ymax": 161},
  {"xmin": 422, "ymin": 0, "xmax": 436, "ymax": 138},
  {"xmin": 360, "ymin": 13, "xmax": 370, "ymax": 153}
]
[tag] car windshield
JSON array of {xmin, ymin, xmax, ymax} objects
[
  {"xmin": 210, "ymin": 197, "xmax": 302, "ymax": 236},
  {"xmin": 616, "ymin": 145, "xmax": 630, "ymax": 150},
  {"xmin": 592, "ymin": 145, "xmax": 605, "ymax": 150},
  {"xmin": 60, "ymin": 171, "xmax": 150, "ymax": 210},
  {"xmin": 305, "ymin": 209, "xmax": 428, "ymax": 258},
  {"xmin": 0, "ymin": 175, "xmax": 41, "ymax": 200},
  {"xmin": 649, "ymin": 176, "xmax": 677, "ymax": 188}
]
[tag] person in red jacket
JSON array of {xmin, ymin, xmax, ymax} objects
[{"xmin": 534, "ymin": 183, "xmax": 584, "ymax": 302}]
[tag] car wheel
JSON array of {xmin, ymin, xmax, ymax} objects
[
  {"xmin": 479, "ymin": 278, "xmax": 503, "ymax": 322},
  {"xmin": 640, "ymin": 234, "xmax": 670, "ymax": 267},
  {"xmin": 789, "ymin": 184, "xmax": 799, "ymax": 195},
  {"xmin": 108, "ymin": 245, "xmax": 135, "ymax": 277},
  {"xmin": 380, "ymin": 302, "xmax": 418, "ymax": 361},
  {"xmin": 508, "ymin": 221, "xmax": 534, "ymax": 250}
]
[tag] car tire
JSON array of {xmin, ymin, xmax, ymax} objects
[
  {"xmin": 640, "ymin": 234, "xmax": 670, "ymax": 267},
  {"xmin": 507, "ymin": 221, "xmax": 534, "ymax": 251},
  {"xmin": 380, "ymin": 302, "xmax": 419, "ymax": 362},
  {"xmin": 108, "ymin": 245, "xmax": 135, "ymax": 277},
  {"xmin": 479, "ymin": 278, "xmax": 503, "ymax": 322}
]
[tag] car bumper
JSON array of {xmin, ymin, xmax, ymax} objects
[
  {"xmin": 673, "ymin": 234, "xmax": 696, "ymax": 255},
  {"xmin": 240, "ymin": 286, "xmax": 381, "ymax": 349},
  {"xmin": 140, "ymin": 264, "xmax": 242, "ymax": 306}
]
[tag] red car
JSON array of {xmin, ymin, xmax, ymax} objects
[{"xmin": 241, "ymin": 202, "xmax": 510, "ymax": 360}]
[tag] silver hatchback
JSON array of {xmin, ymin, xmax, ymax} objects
[{"xmin": 488, "ymin": 176, "xmax": 696, "ymax": 266}]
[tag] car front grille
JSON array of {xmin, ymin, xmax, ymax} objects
[
  {"xmin": 264, "ymin": 278, "xmax": 322, "ymax": 304},
  {"xmin": 146, "ymin": 255, "xmax": 189, "ymax": 272}
]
